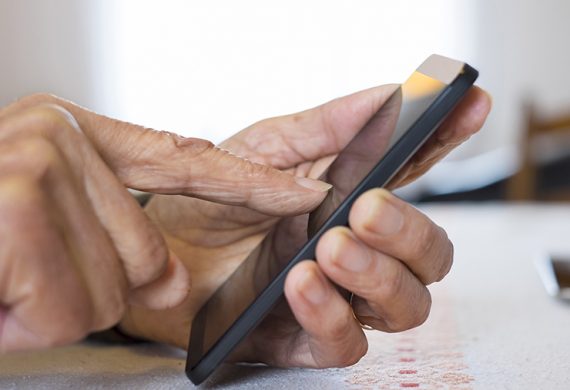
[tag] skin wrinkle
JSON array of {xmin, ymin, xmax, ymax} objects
[
  {"xmin": 252, "ymin": 126, "xmax": 299, "ymax": 167},
  {"xmin": 158, "ymin": 225, "xmax": 268, "ymax": 303},
  {"xmin": 0, "ymin": 85, "xmax": 487, "ymax": 360},
  {"xmin": 328, "ymin": 225, "xmax": 427, "ymax": 330},
  {"xmin": 340, "ymin": 189, "xmax": 433, "ymax": 329},
  {"xmin": 165, "ymin": 223, "xmax": 272, "ymax": 249},
  {"xmin": 310, "ymin": 304, "xmax": 366, "ymax": 367},
  {"xmin": 317, "ymin": 105, "xmax": 344, "ymax": 157},
  {"xmin": 229, "ymin": 133, "xmax": 336, "ymax": 216},
  {"xmin": 438, "ymin": 240, "xmax": 454, "ymax": 281},
  {"xmin": 323, "ymin": 99, "xmax": 362, "ymax": 152},
  {"xmin": 0, "ymin": 95, "xmax": 198, "ymax": 351},
  {"xmin": 368, "ymin": 194, "xmax": 449, "ymax": 286},
  {"xmin": 281, "ymin": 325, "xmax": 312, "ymax": 367},
  {"xmin": 44, "ymin": 153, "xmax": 124, "ymax": 326},
  {"xmin": 285, "ymin": 328, "xmax": 309, "ymax": 367},
  {"xmin": 255, "ymin": 314, "xmax": 304, "ymax": 365},
  {"xmin": 282, "ymin": 261, "xmax": 363, "ymax": 367},
  {"xmin": 257, "ymin": 322, "xmax": 300, "ymax": 366},
  {"xmin": 0, "ymin": 185, "xmax": 39, "ymax": 309},
  {"xmin": 8, "ymin": 192, "xmax": 93, "ymax": 348},
  {"xmin": 47, "ymin": 175, "xmax": 102, "ymax": 328},
  {"xmin": 21, "ymin": 112, "xmax": 139, "ymax": 296},
  {"xmin": 146, "ymin": 195, "xmax": 250, "ymax": 235},
  {"xmin": 427, "ymin": 227, "xmax": 453, "ymax": 283},
  {"xmin": 275, "ymin": 127, "xmax": 314, "ymax": 166},
  {"xmin": 160, "ymin": 87, "xmax": 484, "ymax": 365},
  {"xmin": 163, "ymin": 138, "xmax": 216, "ymax": 192},
  {"xmin": 240, "ymin": 115, "xmax": 332, "ymax": 170},
  {"xmin": 422, "ymin": 227, "xmax": 450, "ymax": 284},
  {"xmin": 75, "ymin": 153, "xmax": 170, "ymax": 293}
]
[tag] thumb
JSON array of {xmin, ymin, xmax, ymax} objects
[{"xmin": 6, "ymin": 94, "xmax": 331, "ymax": 216}]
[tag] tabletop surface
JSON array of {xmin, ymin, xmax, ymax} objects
[{"xmin": 1, "ymin": 203, "xmax": 570, "ymax": 389}]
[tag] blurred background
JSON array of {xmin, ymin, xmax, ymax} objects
[{"xmin": 1, "ymin": 0, "xmax": 569, "ymax": 202}]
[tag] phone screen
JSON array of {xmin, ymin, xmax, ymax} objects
[{"xmin": 188, "ymin": 56, "xmax": 468, "ymax": 370}]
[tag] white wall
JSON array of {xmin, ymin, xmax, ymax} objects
[
  {"xmin": 405, "ymin": 0, "xmax": 570, "ymax": 196},
  {"xmin": 104, "ymin": 1, "xmax": 474, "ymax": 142},
  {"xmin": 0, "ymin": 1, "xmax": 104, "ymax": 109},
  {"xmin": 1, "ymin": 0, "xmax": 570, "ymax": 194},
  {"xmin": 466, "ymin": 0, "xmax": 570, "ymax": 157}
]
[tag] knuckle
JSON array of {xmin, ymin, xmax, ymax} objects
[
  {"xmin": 0, "ymin": 175, "xmax": 46, "ymax": 219},
  {"xmin": 0, "ymin": 137, "xmax": 64, "ymax": 191},
  {"xmin": 378, "ymin": 261, "xmax": 406, "ymax": 303},
  {"xmin": 410, "ymin": 222, "xmax": 442, "ymax": 284},
  {"xmin": 401, "ymin": 293, "xmax": 432, "ymax": 331},
  {"xmin": 435, "ymin": 233, "xmax": 454, "ymax": 282},
  {"xmin": 16, "ymin": 93, "xmax": 59, "ymax": 107},
  {"xmin": 385, "ymin": 288, "xmax": 432, "ymax": 333},
  {"xmin": 0, "ymin": 102, "xmax": 80, "ymax": 146},
  {"xmin": 172, "ymin": 136, "xmax": 216, "ymax": 167},
  {"xmin": 244, "ymin": 158, "xmax": 273, "ymax": 182},
  {"xmin": 319, "ymin": 304, "xmax": 359, "ymax": 343},
  {"xmin": 15, "ymin": 137, "xmax": 62, "ymax": 180},
  {"xmin": 25, "ymin": 104, "xmax": 79, "ymax": 138},
  {"xmin": 411, "ymin": 221, "xmax": 436, "ymax": 260},
  {"xmin": 175, "ymin": 136, "xmax": 215, "ymax": 156}
]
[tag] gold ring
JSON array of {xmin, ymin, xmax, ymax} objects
[{"xmin": 349, "ymin": 293, "xmax": 375, "ymax": 331}]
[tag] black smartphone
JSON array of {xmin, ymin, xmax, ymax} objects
[{"xmin": 186, "ymin": 54, "xmax": 478, "ymax": 385}]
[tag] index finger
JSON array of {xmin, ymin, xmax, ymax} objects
[{"xmin": 0, "ymin": 94, "xmax": 331, "ymax": 216}]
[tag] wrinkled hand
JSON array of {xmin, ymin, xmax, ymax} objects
[
  {"xmin": 0, "ymin": 95, "xmax": 329, "ymax": 352},
  {"xmin": 120, "ymin": 85, "xmax": 491, "ymax": 367}
]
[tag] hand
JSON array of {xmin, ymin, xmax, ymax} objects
[
  {"xmin": 119, "ymin": 85, "xmax": 492, "ymax": 367},
  {"xmin": 0, "ymin": 95, "xmax": 330, "ymax": 352}
]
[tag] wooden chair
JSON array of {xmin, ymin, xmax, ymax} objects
[{"xmin": 507, "ymin": 101, "xmax": 570, "ymax": 201}]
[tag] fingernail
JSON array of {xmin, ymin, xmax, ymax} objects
[
  {"xmin": 367, "ymin": 194, "xmax": 404, "ymax": 236},
  {"xmin": 295, "ymin": 177, "xmax": 332, "ymax": 192},
  {"xmin": 298, "ymin": 269, "xmax": 327, "ymax": 304},
  {"xmin": 334, "ymin": 232, "xmax": 371, "ymax": 272}
]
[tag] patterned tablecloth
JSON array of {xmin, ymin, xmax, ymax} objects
[{"xmin": 2, "ymin": 204, "xmax": 570, "ymax": 389}]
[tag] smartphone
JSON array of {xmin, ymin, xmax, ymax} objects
[
  {"xmin": 186, "ymin": 54, "xmax": 478, "ymax": 385},
  {"xmin": 535, "ymin": 253, "xmax": 570, "ymax": 301}
]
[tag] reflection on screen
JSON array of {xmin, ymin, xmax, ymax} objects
[{"xmin": 188, "ymin": 70, "xmax": 448, "ymax": 364}]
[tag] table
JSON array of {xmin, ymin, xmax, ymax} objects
[{"xmin": 2, "ymin": 204, "xmax": 570, "ymax": 389}]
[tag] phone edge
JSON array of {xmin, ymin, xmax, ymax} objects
[{"xmin": 186, "ymin": 63, "xmax": 479, "ymax": 385}]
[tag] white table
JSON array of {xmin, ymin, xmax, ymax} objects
[{"xmin": 2, "ymin": 204, "xmax": 570, "ymax": 389}]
